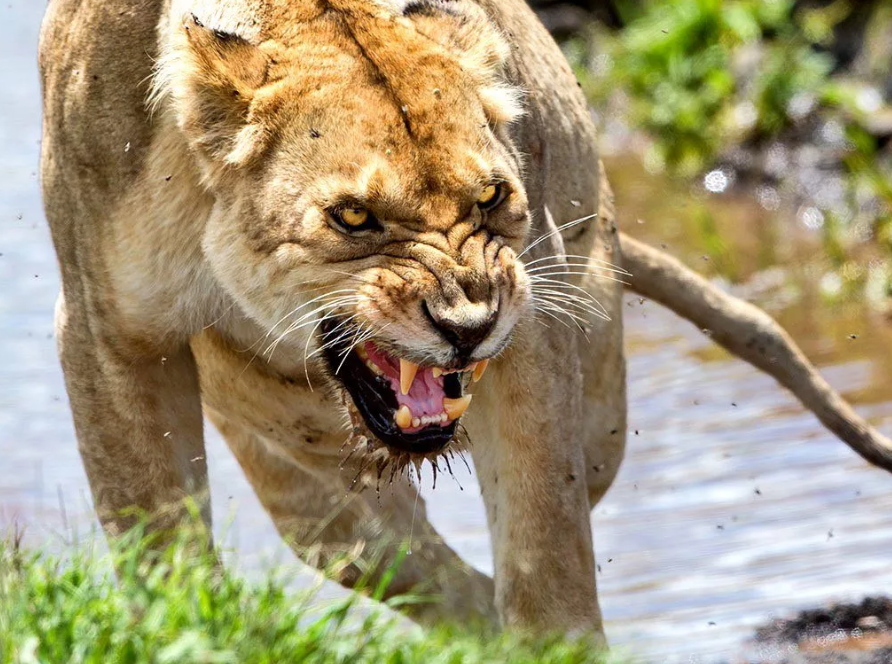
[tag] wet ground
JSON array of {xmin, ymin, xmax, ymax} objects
[
  {"xmin": 752, "ymin": 597, "xmax": 892, "ymax": 664},
  {"xmin": 2, "ymin": 2, "xmax": 892, "ymax": 663}
]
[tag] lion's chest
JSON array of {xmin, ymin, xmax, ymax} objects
[{"xmin": 190, "ymin": 327, "xmax": 350, "ymax": 459}]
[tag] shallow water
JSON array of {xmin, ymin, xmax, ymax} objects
[{"xmin": 2, "ymin": 3, "xmax": 892, "ymax": 663}]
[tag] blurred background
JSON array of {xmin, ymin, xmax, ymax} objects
[{"xmin": 3, "ymin": 1, "xmax": 892, "ymax": 662}]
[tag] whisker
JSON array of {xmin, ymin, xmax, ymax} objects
[
  {"xmin": 529, "ymin": 269, "xmax": 631, "ymax": 287},
  {"xmin": 334, "ymin": 322, "xmax": 388, "ymax": 376},
  {"xmin": 529, "ymin": 277, "xmax": 613, "ymax": 316},
  {"xmin": 238, "ymin": 290, "xmax": 362, "ymax": 381},
  {"xmin": 531, "ymin": 295, "xmax": 609, "ymax": 324},
  {"xmin": 252, "ymin": 293, "xmax": 360, "ymax": 362},
  {"xmin": 262, "ymin": 289, "xmax": 360, "ymax": 344},
  {"xmin": 533, "ymin": 300, "xmax": 589, "ymax": 330},
  {"xmin": 270, "ymin": 288, "xmax": 356, "ymax": 332},
  {"xmin": 264, "ymin": 298, "xmax": 360, "ymax": 360},
  {"xmin": 278, "ymin": 295, "xmax": 361, "ymax": 333},
  {"xmin": 526, "ymin": 262, "xmax": 630, "ymax": 278},
  {"xmin": 236, "ymin": 287, "xmax": 354, "ymax": 354},
  {"xmin": 523, "ymin": 253, "xmax": 630, "ymax": 275},
  {"xmin": 517, "ymin": 214, "xmax": 597, "ymax": 259},
  {"xmin": 301, "ymin": 310, "xmax": 363, "ymax": 391},
  {"xmin": 309, "ymin": 315, "xmax": 363, "ymax": 360},
  {"xmin": 335, "ymin": 324, "xmax": 366, "ymax": 376},
  {"xmin": 202, "ymin": 302, "xmax": 237, "ymax": 331},
  {"xmin": 532, "ymin": 286, "xmax": 607, "ymax": 318},
  {"xmin": 534, "ymin": 306, "xmax": 575, "ymax": 330},
  {"xmin": 532, "ymin": 288, "xmax": 611, "ymax": 321}
]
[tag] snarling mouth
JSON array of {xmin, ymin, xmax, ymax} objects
[{"xmin": 321, "ymin": 323, "xmax": 488, "ymax": 455}]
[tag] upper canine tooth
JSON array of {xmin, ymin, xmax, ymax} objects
[
  {"xmin": 472, "ymin": 359, "xmax": 490, "ymax": 383},
  {"xmin": 443, "ymin": 395, "xmax": 473, "ymax": 420},
  {"xmin": 399, "ymin": 359, "xmax": 419, "ymax": 395},
  {"xmin": 356, "ymin": 345, "xmax": 368, "ymax": 360},
  {"xmin": 432, "ymin": 367, "xmax": 443, "ymax": 378},
  {"xmin": 395, "ymin": 405, "xmax": 413, "ymax": 429}
]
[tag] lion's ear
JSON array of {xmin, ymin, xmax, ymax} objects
[
  {"xmin": 402, "ymin": 2, "xmax": 523, "ymax": 126},
  {"xmin": 157, "ymin": 14, "xmax": 272, "ymax": 169}
]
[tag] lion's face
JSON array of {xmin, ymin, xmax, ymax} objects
[{"xmin": 161, "ymin": 0, "xmax": 531, "ymax": 454}]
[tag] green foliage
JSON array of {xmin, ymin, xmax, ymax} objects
[
  {"xmin": 568, "ymin": 0, "xmax": 892, "ymax": 305},
  {"xmin": 751, "ymin": 40, "xmax": 833, "ymax": 136},
  {"xmin": 0, "ymin": 529, "xmax": 615, "ymax": 664},
  {"xmin": 573, "ymin": 0, "xmax": 838, "ymax": 174}
]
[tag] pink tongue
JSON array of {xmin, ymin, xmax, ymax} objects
[{"xmin": 364, "ymin": 342, "xmax": 447, "ymax": 421}]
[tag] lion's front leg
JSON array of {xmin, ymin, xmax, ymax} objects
[
  {"xmin": 469, "ymin": 321, "xmax": 604, "ymax": 641},
  {"xmin": 55, "ymin": 294, "xmax": 211, "ymax": 541}
]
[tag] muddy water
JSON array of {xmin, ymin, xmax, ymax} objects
[{"xmin": 3, "ymin": 3, "xmax": 892, "ymax": 662}]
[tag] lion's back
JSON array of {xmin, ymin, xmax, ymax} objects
[{"xmin": 40, "ymin": 0, "xmax": 167, "ymax": 239}]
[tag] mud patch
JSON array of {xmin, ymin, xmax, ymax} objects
[{"xmin": 752, "ymin": 597, "xmax": 892, "ymax": 664}]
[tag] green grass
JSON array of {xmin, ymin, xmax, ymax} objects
[{"xmin": 0, "ymin": 527, "xmax": 617, "ymax": 664}]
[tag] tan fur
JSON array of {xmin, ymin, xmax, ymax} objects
[{"xmin": 39, "ymin": 0, "xmax": 891, "ymax": 646}]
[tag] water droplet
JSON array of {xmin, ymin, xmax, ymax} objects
[
  {"xmin": 703, "ymin": 169, "xmax": 729, "ymax": 194},
  {"xmin": 756, "ymin": 185, "xmax": 781, "ymax": 211},
  {"xmin": 856, "ymin": 87, "xmax": 883, "ymax": 114},
  {"xmin": 799, "ymin": 206, "xmax": 825, "ymax": 230}
]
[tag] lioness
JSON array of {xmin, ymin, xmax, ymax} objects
[{"xmin": 39, "ymin": 0, "xmax": 892, "ymax": 643}]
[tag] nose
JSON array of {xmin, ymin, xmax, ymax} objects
[{"xmin": 423, "ymin": 301, "xmax": 497, "ymax": 364}]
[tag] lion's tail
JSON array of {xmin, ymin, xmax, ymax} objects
[{"xmin": 619, "ymin": 231, "xmax": 892, "ymax": 472}]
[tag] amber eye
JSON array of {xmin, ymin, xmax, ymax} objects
[
  {"xmin": 330, "ymin": 206, "xmax": 379, "ymax": 233},
  {"xmin": 477, "ymin": 183, "xmax": 506, "ymax": 210},
  {"xmin": 341, "ymin": 207, "xmax": 368, "ymax": 226}
]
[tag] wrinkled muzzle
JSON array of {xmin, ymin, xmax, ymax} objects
[{"xmin": 320, "ymin": 244, "xmax": 528, "ymax": 457}]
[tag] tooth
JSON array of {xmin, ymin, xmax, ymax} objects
[
  {"xmin": 412, "ymin": 417, "xmax": 421, "ymax": 428},
  {"xmin": 395, "ymin": 405, "xmax": 413, "ymax": 429},
  {"xmin": 443, "ymin": 395, "xmax": 472, "ymax": 420},
  {"xmin": 432, "ymin": 368, "xmax": 443, "ymax": 378},
  {"xmin": 472, "ymin": 359, "xmax": 490, "ymax": 383},
  {"xmin": 440, "ymin": 413, "xmax": 448, "ymax": 423},
  {"xmin": 356, "ymin": 345, "xmax": 368, "ymax": 360},
  {"xmin": 400, "ymin": 359, "xmax": 419, "ymax": 395}
]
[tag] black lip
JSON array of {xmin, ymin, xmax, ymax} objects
[{"xmin": 321, "ymin": 322, "xmax": 458, "ymax": 455}]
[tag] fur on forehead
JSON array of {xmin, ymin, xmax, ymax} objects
[{"xmin": 151, "ymin": 0, "xmax": 523, "ymax": 176}]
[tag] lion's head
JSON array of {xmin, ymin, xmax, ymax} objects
[{"xmin": 155, "ymin": 0, "xmax": 532, "ymax": 457}]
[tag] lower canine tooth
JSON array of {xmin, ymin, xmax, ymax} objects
[
  {"xmin": 395, "ymin": 405, "xmax": 413, "ymax": 429},
  {"xmin": 472, "ymin": 359, "xmax": 490, "ymax": 383},
  {"xmin": 443, "ymin": 395, "xmax": 472, "ymax": 420},
  {"xmin": 393, "ymin": 406, "xmax": 412, "ymax": 429}
]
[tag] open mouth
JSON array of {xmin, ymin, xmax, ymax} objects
[{"xmin": 321, "ymin": 323, "xmax": 488, "ymax": 455}]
